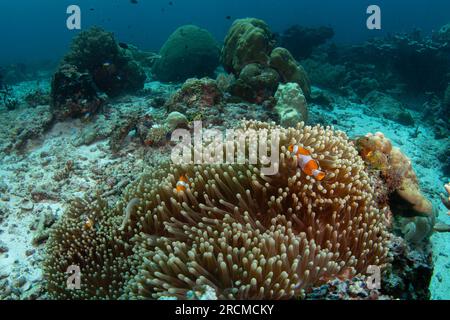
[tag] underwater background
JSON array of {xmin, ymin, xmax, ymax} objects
[{"xmin": 0, "ymin": 0, "xmax": 449, "ymax": 300}]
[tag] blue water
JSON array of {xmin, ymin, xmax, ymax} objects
[{"xmin": 0, "ymin": 0, "xmax": 449, "ymax": 65}]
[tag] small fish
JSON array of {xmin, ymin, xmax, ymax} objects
[
  {"xmin": 225, "ymin": 15, "xmax": 231, "ymax": 20},
  {"xmin": 176, "ymin": 175, "xmax": 190, "ymax": 192},
  {"xmin": 84, "ymin": 217, "xmax": 95, "ymax": 230},
  {"xmin": 288, "ymin": 145, "xmax": 326, "ymax": 181},
  {"xmin": 130, "ymin": 0, "xmax": 138, "ymax": 4}
]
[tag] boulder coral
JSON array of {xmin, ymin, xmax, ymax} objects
[
  {"xmin": 274, "ymin": 82, "xmax": 308, "ymax": 127},
  {"xmin": 44, "ymin": 121, "xmax": 391, "ymax": 300},
  {"xmin": 221, "ymin": 18, "xmax": 276, "ymax": 75},
  {"xmin": 153, "ymin": 25, "xmax": 221, "ymax": 83},
  {"xmin": 269, "ymin": 48, "xmax": 311, "ymax": 97},
  {"xmin": 221, "ymin": 18, "xmax": 311, "ymax": 102},
  {"xmin": 228, "ymin": 63, "xmax": 280, "ymax": 103}
]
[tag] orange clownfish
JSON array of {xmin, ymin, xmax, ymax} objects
[
  {"xmin": 288, "ymin": 145, "xmax": 326, "ymax": 181},
  {"xmin": 176, "ymin": 175, "xmax": 190, "ymax": 192}
]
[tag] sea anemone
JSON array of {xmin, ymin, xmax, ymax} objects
[{"xmin": 44, "ymin": 121, "xmax": 391, "ymax": 300}]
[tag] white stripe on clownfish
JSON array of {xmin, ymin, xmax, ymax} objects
[{"xmin": 288, "ymin": 144, "xmax": 326, "ymax": 181}]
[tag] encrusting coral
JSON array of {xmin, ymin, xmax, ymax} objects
[
  {"xmin": 355, "ymin": 132, "xmax": 433, "ymax": 218},
  {"xmin": 44, "ymin": 121, "xmax": 391, "ymax": 300}
]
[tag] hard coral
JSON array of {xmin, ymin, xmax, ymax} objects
[
  {"xmin": 355, "ymin": 132, "xmax": 433, "ymax": 217},
  {"xmin": 51, "ymin": 64, "xmax": 106, "ymax": 120},
  {"xmin": 269, "ymin": 47, "xmax": 311, "ymax": 97},
  {"xmin": 44, "ymin": 121, "xmax": 391, "ymax": 300},
  {"xmin": 221, "ymin": 18, "xmax": 311, "ymax": 103},
  {"xmin": 165, "ymin": 78, "xmax": 223, "ymax": 113},
  {"xmin": 62, "ymin": 26, "xmax": 146, "ymax": 97},
  {"xmin": 278, "ymin": 25, "xmax": 335, "ymax": 60},
  {"xmin": 221, "ymin": 18, "xmax": 276, "ymax": 75},
  {"xmin": 274, "ymin": 82, "xmax": 308, "ymax": 127},
  {"xmin": 153, "ymin": 25, "xmax": 220, "ymax": 83},
  {"xmin": 229, "ymin": 63, "xmax": 280, "ymax": 103}
]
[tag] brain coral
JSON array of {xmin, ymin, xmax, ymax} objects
[
  {"xmin": 153, "ymin": 25, "xmax": 221, "ymax": 83},
  {"xmin": 44, "ymin": 121, "xmax": 391, "ymax": 300}
]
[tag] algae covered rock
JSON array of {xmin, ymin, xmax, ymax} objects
[
  {"xmin": 229, "ymin": 63, "xmax": 280, "ymax": 103},
  {"xmin": 363, "ymin": 91, "xmax": 415, "ymax": 126},
  {"xmin": 269, "ymin": 47, "xmax": 311, "ymax": 97},
  {"xmin": 445, "ymin": 83, "xmax": 450, "ymax": 109},
  {"xmin": 153, "ymin": 25, "xmax": 220, "ymax": 83},
  {"xmin": 278, "ymin": 25, "xmax": 335, "ymax": 60},
  {"xmin": 165, "ymin": 78, "xmax": 223, "ymax": 112},
  {"xmin": 62, "ymin": 26, "xmax": 146, "ymax": 97},
  {"xmin": 221, "ymin": 18, "xmax": 276, "ymax": 75},
  {"xmin": 51, "ymin": 64, "xmax": 106, "ymax": 120},
  {"xmin": 274, "ymin": 82, "xmax": 308, "ymax": 127}
]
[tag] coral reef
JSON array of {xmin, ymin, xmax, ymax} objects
[
  {"xmin": 228, "ymin": 64, "xmax": 280, "ymax": 103},
  {"xmin": 269, "ymin": 48, "xmax": 311, "ymax": 97},
  {"xmin": 305, "ymin": 276, "xmax": 390, "ymax": 300},
  {"xmin": 445, "ymin": 84, "xmax": 450, "ymax": 111},
  {"xmin": 278, "ymin": 25, "xmax": 335, "ymax": 60},
  {"xmin": 363, "ymin": 91, "xmax": 415, "ymax": 126},
  {"xmin": 61, "ymin": 27, "xmax": 146, "ymax": 97},
  {"xmin": 221, "ymin": 18, "xmax": 311, "ymax": 103},
  {"xmin": 221, "ymin": 18, "xmax": 276, "ymax": 75},
  {"xmin": 24, "ymin": 89, "xmax": 50, "ymax": 108},
  {"xmin": 355, "ymin": 132, "xmax": 433, "ymax": 218},
  {"xmin": 153, "ymin": 25, "xmax": 220, "ymax": 83},
  {"xmin": 381, "ymin": 235, "xmax": 432, "ymax": 299},
  {"xmin": 341, "ymin": 29, "xmax": 450, "ymax": 93},
  {"xmin": 0, "ymin": 71, "xmax": 19, "ymax": 110},
  {"xmin": 44, "ymin": 121, "xmax": 391, "ymax": 300},
  {"xmin": 165, "ymin": 78, "xmax": 224, "ymax": 123},
  {"xmin": 274, "ymin": 83, "xmax": 308, "ymax": 127},
  {"xmin": 50, "ymin": 64, "xmax": 106, "ymax": 120}
]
